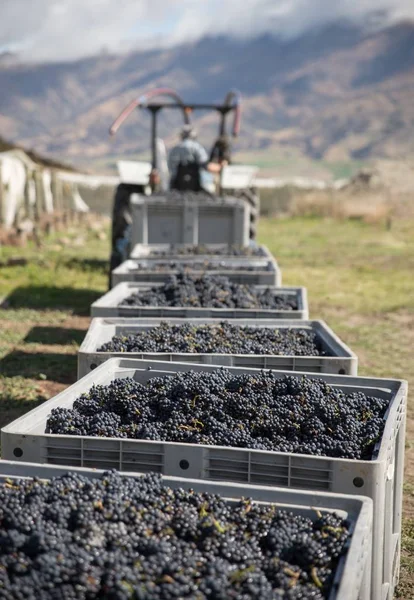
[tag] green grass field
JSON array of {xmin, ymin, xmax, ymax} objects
[
  {"xmin": 0, "ymin": 216, "xmax": 413, "ymax": 596},
  {"xmin": 234, "ymin": 149, "xmax": 367, "ymax": 180}
]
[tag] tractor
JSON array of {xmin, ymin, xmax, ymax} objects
[{"xmin": 108, "ymin": 88, "xmax": 260, "ymax": 276}]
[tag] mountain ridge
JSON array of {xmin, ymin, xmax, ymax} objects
[{"xmin": 1, "ymin": 20, "xmax": 414, "ymax": 175}]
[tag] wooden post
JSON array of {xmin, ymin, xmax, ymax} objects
[
  {"xmin": 61, "ymin": 180, "xmax": 70, "ymax": 217},
  {"xmin": 53, "ymin": 172, "xmax": 64, "ymax": 229},
  {"xmin": 34, "ymin": 170, "xmax": 44, "ymax": 223},
  {"xmin": 70, "ymin": 182, "xmax": 78, "ymax": 224},
  {"xmin": 24, "ymin": 167, "xmax": 33, "ymax": 221},
  {"xmin": 51, "ymin": 171, "xmax": 63, "ymax": 213},
  {"xmin": 33, "ymin": 173, "xmax": 40, "ymax": 219}
]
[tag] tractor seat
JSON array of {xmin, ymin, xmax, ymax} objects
[{"xmin": 171, "ymin": 162, "xmax": 201, "ymax": 192}]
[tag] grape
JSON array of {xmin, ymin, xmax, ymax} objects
[
  {"xmin": 98, "ymin": 321, "xmax": 324, "ymax": 356},
  {"xmin": 46, "ymin": 371, "xmax": 388, "ymax": 460},
  {"xmin": 119, "ymin": 273, "xmax": 297, "ymax": 310},
  {"xmin": 143, "ymin": 244, "xmax": 266, "ymax": 258},
  {"xmin": 0, "ymin": 471, "xmax": 350, "ymax": 599}
]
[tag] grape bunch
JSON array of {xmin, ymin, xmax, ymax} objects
[
  {"xmin": 148, "ymin": 244, "xmax": 266, "ymax": 257},
  {"xmin": 0, "ymin": 471, "xmax": 350, "ymax": 599},
  {"xmin": 98, "ymin": 321, "xmax": 324, "ymax": 356},
  {"xmin": 46, "ymin": 371, "xmax": 388, "ymax": 460},
  {"xmin": 119, "ymin": 273, "xmax": 297, "ymax": 310}
]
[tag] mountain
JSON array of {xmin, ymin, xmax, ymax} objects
[{"xmin": 1, "ymin": 20, "xmax": 414, "ymax": 176}]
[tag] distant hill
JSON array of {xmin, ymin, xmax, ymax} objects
[{"xmin": 1, "ymin": 20, "xmax": 414, "ymax": 176}]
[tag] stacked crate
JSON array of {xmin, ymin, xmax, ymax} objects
[
  {"xmin": 0, "ymin": 237, "xmax": 407, "ymax": 600},
  {"xmin": 129, "ymin": 194, "xmax": 251, "ymax": 246}
]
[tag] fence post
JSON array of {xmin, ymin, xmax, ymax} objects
[
  {"xmin": 34, "ymin": 169, "xmax": 45, "ymax": 224},
  {"xmin": 24, "ymin": 167, "xmax": 33, "ymax": 221},
  {"xmin": 52, "ymin": 171, "xmax": 63, "ymax": 212}
]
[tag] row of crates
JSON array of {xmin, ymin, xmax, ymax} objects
[{"xmin": 1, "ymin": 241, "xmax": 408, "ymax": 600}]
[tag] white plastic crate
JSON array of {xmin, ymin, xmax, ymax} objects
[
  {"xmin": 111, "ymin": 257, "xmax": 281, "ymax": 286},
  {"xmin": 0, "ymin": 459, "xmax": 372, "ymax": 600},
  {"xmin": 130, "ymin": 194, "xmax": 251, "ymax": 246},
  {"xmin": 130, "ymin": 242, "xmax": 273, "ymax": 261},
  {"xmin": 77, "ymin": 317, "xmax": 357, "ymax": 379},
  {"xmin": 1, "ymin": 359, "xmax": 406, "ymax": 599},
  {"xmin": 117, "ymin": 160, "xmax": 152, "ymax": 185},
  {"xmin": 90, "ymin": 282, "xmax": 309, "ymax": 320},
  {"xmin": 220, "ymin": 165, "xmax": 259, "ymax": 189}
]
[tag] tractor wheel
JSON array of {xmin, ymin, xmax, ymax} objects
[
  {"xmin": 240, "ymin": 187, "xmax": 260, "ymax": 210},
  {"xmin": 248, "ymin": 208, "xmax": 259, "ymax": 240},
  {"xmin": 235, "ymin": 187, "xmax": 260, "ymax": 240}
]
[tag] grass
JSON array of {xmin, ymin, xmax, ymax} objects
[
  {"xmin": 0, "ymin": 222, "xmax": 110, "ymax": 425},
  {"xmin": 0, "ymin": 215, "xmax": 413, "ymax": 596},
  {"xmin": 260, "ymin": 216, "xmax": 414, "ymax": 598},
  {"xmin": 234, "ymin": 148, "xmax": 367, "ymax": 180},
  {"xmin": 319, "ymin": 159, "xmax": 368, "ymax": 180}
]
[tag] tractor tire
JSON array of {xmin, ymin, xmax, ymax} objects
[
  {"xmin": 235, "ymin": 187, "xmax": 260, "ymax": 241},
  {"xmin": 240, "ymin": 187, "xmax": 260, "ymax": 210},
  {"xmin": 109, "ymin": 183, "xmax": 143, "ymax": 288},
  {"xmin": 249, "ymin": 208, "xmax": 259, "ymax": 241}
]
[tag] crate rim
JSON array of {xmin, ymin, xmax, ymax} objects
[
  {"xmin": 79, "ymin": 317, "xmax": 357, "ymax": 360},
  {"xmin": 130, "ymin": 194, "xmax": 247, "ymax": 207},
  {"xmin": 112, "ymin": 258, "xmax": 278, "ymax": 276},
  {"xmin": 0, "ymin": 459, "xmax": 373, "ymax": 507},
  {"xmin": 114, "ymin": 257, "xmax": 277, "ymax": 269},
  {"xmin": 130, "ymin": 242, "xmax": 273, "ymax": 260}
]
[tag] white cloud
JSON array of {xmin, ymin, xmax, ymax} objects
[
  {"xmin": 0, "ymin": 0, "xmax": 183, "ymax": 61},
  {"xmin": 0, "ymin": 0, "xmax": 413, "ymax": 62},
  {"xmin": 166, "ymin": 0, "xmax": 414, "ymax": 42}
]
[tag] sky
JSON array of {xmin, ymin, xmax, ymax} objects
[{"xmin": 1, "ymin": 0, "xmax": 414, "ymax": 62}]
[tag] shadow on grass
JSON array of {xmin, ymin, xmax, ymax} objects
[
  {"xmin": 62, "ymin": 257, "xmax": 108, "ymax": 274},
  {"xmin": 0, "ymin": 376, "xmax": 48, "ymax": 430},
  {"xmin": 24, "ymin": 326, "xmax": 86, "ymax": 346},
  {"xmin": 1, "ymin": 285, "xmax": 102, "ymax": 316},
  {"xmin": 0, "ymin": 397, "xmax": 46, "ymax": 430},
  {"xmin": 0, "ymin": 350, "xmax": 77, "ymax": 384}
]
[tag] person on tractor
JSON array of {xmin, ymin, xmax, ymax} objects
[{"xmin": 168, "ymin": 125, "xmax": 225, "ymax": 192}]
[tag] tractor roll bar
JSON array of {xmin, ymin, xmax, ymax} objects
[
  {"xmin": 109, "ymin": 88, "xmax": 188, "ymax": 136},
  {"xmin": 223, "ymin": 89, "xmax": 242, "ymax": 137},
  {"xmin": 109, "ymin": 88, "xmax": 242, "ymax": 173}
]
